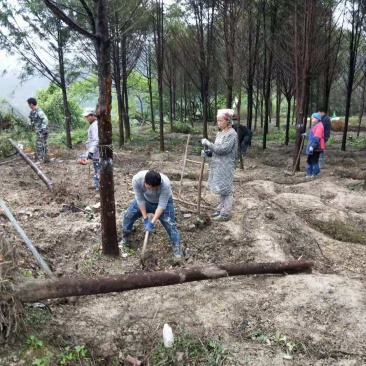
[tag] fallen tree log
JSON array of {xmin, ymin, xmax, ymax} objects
[
  {"xmin": 8, "ymin": 138, "xmax": 52, "ymax": 190},
  {"xmin": 12, "ymin": 260, "xmax": 313, "ymax": 303}
]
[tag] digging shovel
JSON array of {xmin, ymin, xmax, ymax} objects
[{"xmin": 140, "ymin": 231, "xmax": 150, "ymax": 267}]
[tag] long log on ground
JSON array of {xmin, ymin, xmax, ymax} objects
[
  {"xmin": 8, "ymin": 138, "xmax": 52, "ymax": 190},
  {"xmin": 13, "ymin": 261, "xmax": 314, "ymax": 303}
]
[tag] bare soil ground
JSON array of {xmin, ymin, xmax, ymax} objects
[{"xmin": 1, "ymin": 127, "xmax": 366, "ymax": 365}]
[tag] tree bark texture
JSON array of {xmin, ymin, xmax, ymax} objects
[
  {"xmin": 13, "ymin": 261, "xmax": 314, "ymax": 303},
  {"xmin": 94, "ymin": 1, "xmax": 118, "ymax": 256},
  {"xmin": 57, "ymin": 22, "xmax": 72, "ymax": 149}
]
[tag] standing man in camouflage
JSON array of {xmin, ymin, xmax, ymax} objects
[{"xmin": 27, "ymin": 98, "xmax": 49, "ymax": 163}]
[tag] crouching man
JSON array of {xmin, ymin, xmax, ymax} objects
[{"xmin": 121, "ymin": 170, "xmax": 182, "ymax": 259}]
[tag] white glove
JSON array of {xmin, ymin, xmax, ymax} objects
[
  {"xmin": 201, "ymin": 138, "xmax": 211, "ymax": 147},
  {"xmin": 201, "ymin": 150, "xmax": 207, "ymax": 158},
  {"xmin": 309, "ymin": 146, "xmax": 313, "ymax": 152}
]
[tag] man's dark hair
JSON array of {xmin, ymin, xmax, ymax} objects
[
  {"xmin": 317, "ymin": 106, "xmax": 327, "ymax": 113},
  {"xmin": 145, "ymin": 170, "xmax": 161, "ymax": 187},
  {"xmin": 27, "ymin": 98, "xmax": 37, "ymax": 106}
]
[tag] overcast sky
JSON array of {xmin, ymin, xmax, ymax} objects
[{"xmin": 0, "ymin": 51, "xmax": 49, "ymax": 116}]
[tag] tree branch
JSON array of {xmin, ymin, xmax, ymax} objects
[{"xmin": 42, "ymin": 0, "xmax": 96, "ymax": 40}]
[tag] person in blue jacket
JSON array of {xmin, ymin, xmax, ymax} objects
[{"xmin": 305, "ymin": 113, "xmax": 325, "ymax": 178}]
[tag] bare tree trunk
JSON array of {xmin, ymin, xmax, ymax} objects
[
  {"xmin": 95, "ymin": 2, "xmax": 118, "ymax": 256},
  {"xmin": 276, "ymin": 82, "xmax": 281, "ymax": 129},
  {"xmin": 147, "ymin": 43, "xmax": 155, "ymax": 131},
  {"xmin": 122, "ymin": 37, "xmax": 131, "ymax": 141},
  {"xmin": 342, "ymin": 0, "xmax": 364, "ymax": 150},
  {"xmin": 58, "ymin": 37, "xmax": 72, "ymax": 149},
  {"xmin": 43, "ymin": 0, "xmax": 119, "ymax": 256},
  {"xmin": 285, "ymin": 96, "xmax": 291, "ymax": 146},
  {"xmin": 154, "ymin": 0, "xmax": 165, "ymax": 151},
  {"xmin": 357, "ymin": 76, "xmax": 366, "ymax": 137},
  {"xmin": 112, "ymin": 27, "xmax": 125, "ymax": 147}
]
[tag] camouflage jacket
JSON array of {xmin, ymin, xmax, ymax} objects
[{"xmin": 28, "ymin": 108, "xmax": 49, "ymax": 132}]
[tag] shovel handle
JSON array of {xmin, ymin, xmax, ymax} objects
[{"xmin": 140, "ymin": 231, "xmax": 149, "ymax": 265}]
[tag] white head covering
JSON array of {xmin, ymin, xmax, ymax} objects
[{"xmin": 217, "ymin": 109, "xmax": 234, "ymax": 120}]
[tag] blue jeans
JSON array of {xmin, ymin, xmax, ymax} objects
[
  {"xmin": 122, "ymin": 197, "xmax": 181, "ymax": 252},
  {"xmin": 93, "ymin": 161, "xmax": 100, "ymax": 189}
]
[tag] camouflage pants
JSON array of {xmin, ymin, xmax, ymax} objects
[{"xmin": 35, "ymin": 129, "xmax": 48, "ymax": 160}]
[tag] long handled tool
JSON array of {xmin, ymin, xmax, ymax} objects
[
  {"xmin": 140, "ymin": 231, "xmax": 150, "ymax": 267},
  {"xmin": 284, "ymin": 137, "xmax": 305, "ymax": 176},
  {"xmin": 292, "ymin": 137, "xmax": 305, "ymax": 175}
]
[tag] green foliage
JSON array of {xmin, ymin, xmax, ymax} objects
[
  {"xmin": 32, "ymin": 358, "xmax": 48, "ymax": 366},
  {"xmin": 60, "ymin": 345, "xmax": 88, "ymax": 365},
  {"xmin": 150, "ymin": 327, "xmax": 228, "ymax": 365},
  {"xmin": 36, "ymin": 85, "xmax": 84, "ymax": 130},
  {"xmin": 68, "ymin": 75, "xmax": 99, "ymax": 105},
  {"xmin": 172, "ymin": 122, "xmax": 193, "ymax": 134},
  {"xmin": 261, "ymin": 127, "xmax": 297, "ymax": 143},
  {"xmin": 0, "ymin": 100, "xmax": 34, "ymax": 158},
  {"xmin": 250, "ymin": 329, "xmax": 304, "ymax": 360},
  {"xmin": 347, "ymin": 135, "xmax": 366, "ymax": 148},
  {"xmin": 23, "ymin": 269, "xmax": 33, "ymax": 278},
  {"xmin": 26, "ymin": 307, "xmax": 52, "ymax": 327},
  {"xmin": 49, "ymin": 127, "xmax": 87, "ymax": 148},
  {"xmin": 27, "ymin": 335, "xmax": 44, "ymax": 349},
  {"xmin": 24, "ymin": 338, "xmax": 98, "ymax": 366}
]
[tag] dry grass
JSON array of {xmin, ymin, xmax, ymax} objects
[{"xmin": 0, "ymin": 234, "xmax": 24, "ymax": 344}]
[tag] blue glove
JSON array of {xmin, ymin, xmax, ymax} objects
[
  {"xmin": 201, "ymin": 138, "xmax": 211, "ymax": 147},
  {"xmin": 201, "ymin": 150, "xmax": 207, "ymax": 158},
  {"xmin": 144, "ymin": 218, "xmax": 154, "ymax": 232},
  {"xmin": 301, "ymin": 133, "xmax": 307, "ymax": 139}
]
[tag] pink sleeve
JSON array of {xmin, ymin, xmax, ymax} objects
[{"xmin": 313, "ymin": 123, "xmax": 324, "ymax": 138}]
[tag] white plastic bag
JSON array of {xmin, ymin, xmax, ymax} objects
[{"xmin": 163, "ymin": 323, "xmax": 174, "ymax": 347}]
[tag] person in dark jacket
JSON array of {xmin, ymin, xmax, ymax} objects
[
  {"xmin": 317, "ymin": 107, "xmax": 331, "ymax": 168},
  {"xmin": 231, "ymin": 123, "xmax": 252, "ymax": 157}
]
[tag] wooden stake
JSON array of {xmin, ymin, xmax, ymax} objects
[
  {"xmin": 197, "ymin": 156, "xmax": 206, "ymax": 214},
  {"xmin": 0, "ymin": 198, "xmax": 54, "ymax": 278},
  {"xmin": 179, "ymin": 134, "xmax": 190, "ymax": 195},
  {"xmin": 7, "ymin": 138, "xmax": 52, "ymax": 190}
]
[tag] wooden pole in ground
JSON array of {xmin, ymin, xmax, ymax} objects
[
  {"xmin": 0, "ymin": 199, "xmax": 54, "ymax": 278},
  {"xmin": 10, "ymin": 260, "xmax": 314, "ymax": 303},
  {"xmin": 179, "ymin": 134, "xmax": 190, "ymax": 195},
  {"xmin": 197, "ymin": 155, "xmax": 206, "ymax": 214},
  {"xmin": 7, "ymin": 138, "xmax": 52, "ymax": 191}
]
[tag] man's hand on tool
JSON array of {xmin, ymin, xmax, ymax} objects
[
  {"xmin": 144, "ymin": 218, "xmax": 154, "ymax": 232},
  {"xmin": 77, "ymin": 158, "xmax": 87, "ymax": 165},
  {"xmin": 201, "ymin": 149, "xmax": 208, "ymax": 158},
  {"xmin": 301, "ymin": 133, "xmax": 307, "ymax": 139},
  {"xmin": 201, "ymin": 138, "xmax": 211, "ymax": 147}
]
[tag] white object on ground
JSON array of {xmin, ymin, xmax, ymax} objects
[{"xmin": 163, "ymin": 323, "xmax": 174, "ymax": 347}]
